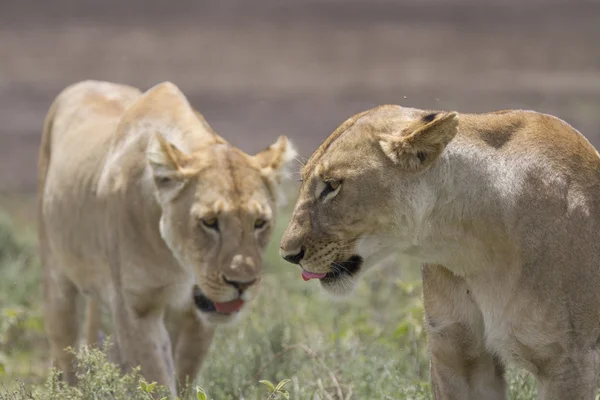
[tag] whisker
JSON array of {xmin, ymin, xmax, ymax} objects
[
  {"xmin": 331, "ymin": 261, "xmax": 352, "ymax": 275},
  {"xmin": 294, "ymin": 155, "xmax": 307, "ymax": 167}
]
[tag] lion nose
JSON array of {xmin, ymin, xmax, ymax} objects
[
  {"xmin": 281, "ymin": 247, "xmax": 305, "ymax": 265},
  {"xmin": 223, "ymin": 277, "xmax": 257, "ymax": 293}
]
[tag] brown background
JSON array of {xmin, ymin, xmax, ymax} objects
[{"xmin": 1, "ymin": 0, "xmax": 599, "ymax": 193}]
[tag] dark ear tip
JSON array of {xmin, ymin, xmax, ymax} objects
[
  {"xmin": 422, "ymin": 112, "xmax": 438, "ymax": 123},
  {"xmin": 422, "ymin": 111, "xmax": 459, "ymax": 125}
]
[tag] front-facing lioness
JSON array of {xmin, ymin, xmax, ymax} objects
[
  {"xmin": 38, "ymin": 80, "xmax": 296, "ymax": 394},
  {"xmin": 280, "ymin": 105, "xmax": 600, "ymax": 400}
]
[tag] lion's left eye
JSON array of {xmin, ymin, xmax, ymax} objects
[
  {"xmin": 320, "ymin": 180, "xmax": 341, "ymax": 199},
  {"xmin": 201, "ymin": 217, "xmax": 220, "ymax": 232},
  {"xmin": 254, "ymin": 219, "xmax": 268, "ymax": 230}
]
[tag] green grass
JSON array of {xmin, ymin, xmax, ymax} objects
[{"xmin": 0, "ymin": 203, "xmax": 543, "ymax": 399}]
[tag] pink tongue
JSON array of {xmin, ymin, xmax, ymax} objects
[
  {"xmin": 214, "ymin": 299, "xmax": 245, "ymax": 313},
  {"xmin": 301, "ymin": 270, "xmax": 327, "ymax": 281}
]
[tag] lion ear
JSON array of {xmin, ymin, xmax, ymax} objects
[
  {"xmin": 379, "ymin": 111, "xmax": 458, "ymax": 170},
  {"xmin": 255, "ymin": 136, "xmax": 298, "ymax": 184},
  {"xmin": 254, "ymin": 136, "xmax": 298, "ymax": 205},
  {"xmin": 147, "ymin": 133, "xmax": 190, "ymax": 201}
]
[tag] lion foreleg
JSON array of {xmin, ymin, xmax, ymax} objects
[
  {"xmin": 429, "ymin": 339, "xmax": 506, "ymax": 400},
  {"xmin": 423, "ymin": 264, "xmax": 507, "ymax": 400},
  {"xmin": 173, "ymin": 309, "xmax": 216, "ymax": 392},
  {"xmin": 112, "ymin": 305, "xmax": 176, "ymax": 395},
  {"xmin": 535, "ymin": 350, "xmax": 599, "ymax": 400}
]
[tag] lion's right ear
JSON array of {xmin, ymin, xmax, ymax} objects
[
  {"xmin": 379, "ymin": 111, "xmax": 458, "ymax": 171},
  {"xmin": 255, "ymin": 136, "xmax": 298, "ymax": 185},
  {"xmin": 254, "ymin": 136, "xmax": 298, "ymax": 206},
  {"xmin": 147, "ymin": 133, "xmax": 190, "ymax": 201}
]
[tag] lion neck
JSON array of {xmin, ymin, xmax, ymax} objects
[
  {"xmin": 118, "ymin": 165, "xmax": 186, "ymax": 273},
  {"xmin": 389, "ymin": 135, "xmax": 519, "ymax": 275}
]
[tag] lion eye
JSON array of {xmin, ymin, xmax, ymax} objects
[
  {"xmin": 320, "ymin": 180, "xmax": 341, "ymax": 199},
  {"xmin": 254, "ymin": 219, "xmax": 268, "ymax": 230},
  {"xmin": 201, "ymin": 217, "xmax": 219, "ymax": 231},
  {"xmin": 154, "ymin": 176, "xmax": 171, "ymax": 185}
]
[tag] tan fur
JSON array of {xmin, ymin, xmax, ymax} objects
[
  {"xmin": 281, "ymin": 104, "xmax": 600, "ymax": 399},
  {"xmin": 38, "ymin": 80, "xmax": 296, "ymax": 394}
]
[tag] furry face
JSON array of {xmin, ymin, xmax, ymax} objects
[
  {"xmin": 280, "ymin": 105, "xmax": 458, "ymax": 295},
  {"xmin": 149, "ymin": 130, "xmax": 297, "ymax": 323}
]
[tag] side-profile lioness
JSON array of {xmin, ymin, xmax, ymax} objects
[
  {"xmin": 280, "ymin": 105, "xmax": 600, "ymax": 399},
  {"xmin": 38, "ymin": 80, "xmax": 296, "ymax": 394}
]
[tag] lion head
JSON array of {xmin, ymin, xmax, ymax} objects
[
  {"xmin": 279, "ymin": 105, "xmax": 458, "ymax": 295},
  {"xmin": 142, "ymin": 86, "xmax": 297, "ymax": 322}
]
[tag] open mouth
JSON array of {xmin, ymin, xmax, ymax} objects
[
  {"xmin": 193, "ymin": 285, "xmax": 244, "ymax": 314},
  {"xmin": 322, "ymin": 255, "xmax": 363, "ymax": 283},
  {"xmin": 301, "ymin": 255, "xmax": 363, "ymax": 282}
]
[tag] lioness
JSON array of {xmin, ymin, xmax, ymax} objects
[
  {"xmin": 280, "ymin": 105, "xmax": 600, "ymax": 400},
  {"xmin": 38, "ymin": 80, "xmax": 296, "ymax": 394}
]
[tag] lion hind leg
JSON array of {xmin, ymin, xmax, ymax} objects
[
  {"xmin": 83, "ymin": 298, "xmax": 102, "ymax": 347},
  {"xmin": 44, "ymin": 267, "xmax": 81, "ymax": 385}
]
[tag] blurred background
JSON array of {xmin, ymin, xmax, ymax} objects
[
  {"xmin": 2, "ymin": 0, "xmax": 599, "ymax": 194},
  {"xmin": 0, "ymin": 1, "xmax": 599, "ymax": 399}
]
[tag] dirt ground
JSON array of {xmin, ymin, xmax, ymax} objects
[{"xmin": 1, "ymin": 0, "xmax": 599, "ymax": 193}]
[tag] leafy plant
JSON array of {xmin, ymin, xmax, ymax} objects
[
  {"xmin": 259, "ymin": 378, "xmax": 290, "ymax": 400},
  {"xmin": 195, "ymin": 386, "xmax": 208, "ymax": 400},
  {"xmin": 0, "ymin": 208, "xmax": 590, "ymax": 399}
]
